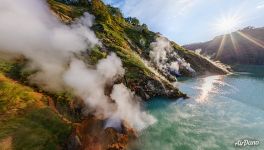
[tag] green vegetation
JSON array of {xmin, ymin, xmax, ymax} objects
[
  {"xmin": 49, "ymin": 0, "xmax": 227, "ymax": 79},
  {"xmin": 0, "ymin": 60, "xmax": 13, "ymax": 73},
  {"xmin": 87, "ymin": 0, "xmax": 157, "ymax": 79},
  {"xmin": 87, "ymin": 46, "xmax": 107, "ymax": 65},
  {"xmin": 0, "ymin": 59, "xmax": 78, "ymax": 121},
  {"xmin": 0, "ymin": 71, "xmax": 71, "ymax": 149},
  {"xmin": 0, "ymin": 108, "xmax": 71, "ymax": 149},
  {"xmin": 124, "ymin": 27, "xmax": 155, "ymax": 52},
  {"xmin": 0, "ymin": 73, "xmax": 42, "ymax": 113},
  {"xmin": 48, "ymin": 0, "xmax": 88, "ymax": 22},
  {"xmin": 125, "ymin": 17, "xmax": 140, "ymax": 26},
  {"xmin": 0, "ymin": 0, "xmax": 228, "ymax": 149},
  {"xmin": 0, "ymin": 61, "xmax": 34, "ymax": 85},
  {"xmin": 49, "ymin": 0, "xmax": 157, "ymax": 81}
]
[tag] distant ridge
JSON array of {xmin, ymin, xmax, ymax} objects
[{"xmin": 184, "ymin": 26, "xmax": 264, "ymax": 65}]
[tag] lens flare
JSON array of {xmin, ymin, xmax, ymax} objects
[{"xmin": 214, "ymin": 14, "xmax": 241, "ymax": 33}]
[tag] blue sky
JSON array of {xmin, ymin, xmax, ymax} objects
[{"xmin": 103, "ymin": 0, "xmax": 264, "ymax": 45}]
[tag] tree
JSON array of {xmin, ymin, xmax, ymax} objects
[
  {"xmin": 107, "ymin": 5, "xmax": 123, "ymax": 18},
  {"xmin": 125, "ymin": 17, "xmax": 140, "ymax": 26}
]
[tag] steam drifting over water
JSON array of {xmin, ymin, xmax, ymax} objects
[{"xmin": 0, "ymin": 0, "xmax": 155, "ymax": 130}]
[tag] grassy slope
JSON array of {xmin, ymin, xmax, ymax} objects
[
  {"xmin": 52, "ymin": 0, "xmax": 155, "ymax": 78},
  {"xmin": 0, "ymin": 1, "xmax": 169, "ymax": 148},
  {"xmin": 49, "ymin": 0, "xmax": 227, "ymax": 78},
  {"xmin": 0, "ymin": 60, "xmax": 71, "ymax": 149},
  {"xmin": 48, "ymin": 0, "xmax": 186, "ymax": 99},
  {"xmin": 171, "ymin": 43, "xmax": 229, "ymax": 75}
]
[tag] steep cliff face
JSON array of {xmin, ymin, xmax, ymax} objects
[
  {"xmin": 184, "ymin": 27, "xmax": 264, "ymax": 65},
  {"xmin": 48, "ymin": 0, "xmax": 228, "ymax": 100}
]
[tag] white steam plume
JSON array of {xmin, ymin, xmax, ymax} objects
[
  {"xmin": 169, "ymin": 62, "xmax": 180, "ymax": 75},
  {"xmin": 0, "ymin": 0, "xmax": 99, "ymax": 90},
  {"xmin": 64, "ymin": 53, "xmax": 156, "ymax": 130},
  {"xmin": 0, "ymin": 0, "xmax": 155, "ymax": 131},
  {"xmin": 110, "ymin": 83, "xmax": 156, "ymax": 130},
  {"xmin": 149, "ymin": 36, "xmax": 195, "ymax": 77},
  {"xmin": 63, "ymin": 53, "xmax": 124, "ymax": 117},
  {"xmin": 195, "ymin": 48, "xmax": 202, "ymax": 55},
  {"xmin": 149, "ymin": 36, "xmax": 173, "ymax": 68}
]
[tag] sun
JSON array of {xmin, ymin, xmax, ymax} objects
[
  {"xmin": 214, "ymin": 15, "xmax": 241, "ymax": 33},
  {"xmin": 218, "ymin": 17, "xmax": 236, "ymax": 32}
]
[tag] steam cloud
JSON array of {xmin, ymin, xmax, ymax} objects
[
  {"xmin": 195, "ymin": 48, "xmax": 202, "ymax": 55},
  {"xmin": 150, "ymin": 36, "xmax": 173, "ymax": 67},
  {"xmin": 149, "ymin": 36, "xmax": 195, "ymax": 77},
  {"xmin": 0, "ymin": 0, "xmax": 155, "ymax": 130},
  {"xmin": 0, "ymin": 0, "xmax": 99, "ymax": 90}
]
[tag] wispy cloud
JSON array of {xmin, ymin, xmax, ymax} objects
[
  {"xmin": 110, "ymin": 0, "xmax": 199, "ymax": 40},
  {"xmin": 103, "ymin": 0, "xmax": 264, "ymax": 45},
  {"xmin": 121, "ymin": 0, "xmax": 197, "ymax": 19},
  {"xmin": 257, "ymin": 1, "xmax": 264, "ymax": 9}
]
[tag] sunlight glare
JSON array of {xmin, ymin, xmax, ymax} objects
[
  {"xmin": 214, "ymin": 15, "xmax": 241, "ymax": 33},
  {"xmin": 216, "ymin": 34, "xmax": 227, "ymax": 58},
  {"xmin": 237, "ymin": 31, "xmax": 264, "ymax": 49},
  {"xmin": 196, "ymin": 75, "xmax": 223, "ymax": 103}
]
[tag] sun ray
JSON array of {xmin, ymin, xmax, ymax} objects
[
  {"xmin": 237, "ymin": 31, "xmax": 264, "ymax": 49},
  {"xmin": 216, "ymin": 34, "xmax": 227, "ymax": 59},
  {"xmin": 230, "ymin": 33, "xmax": 239, "ymax": 55}
]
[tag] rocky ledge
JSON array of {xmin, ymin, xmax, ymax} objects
[{"xmin": 66, "ymin": 115, "xmax": 137, "ymax": 150}]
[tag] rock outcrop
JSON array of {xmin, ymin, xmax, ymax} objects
[
  {"xmin": 66, "ymin": 115, "xmax": 137, "ymax": 150},
  {"xmin": 48, "ymin": 0, "xmax": 229, "ymax": 101}
]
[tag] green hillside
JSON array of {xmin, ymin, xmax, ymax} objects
[
  {"xmin": 48, "ymin": 0, "xmax": 228, "ymax": 99},
  {"xmin": 0, "ymin": 0, "xmax": 229, "ymax": 149},
  {"xmin": 0, "ymin": 60, "xmax": 71, "ymax": 149}
]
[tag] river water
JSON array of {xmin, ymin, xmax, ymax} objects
[{"xmin": 130, "ymin": 65, "xmax": 264, "ymax": 150}]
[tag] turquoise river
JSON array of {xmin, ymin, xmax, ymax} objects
[{"xmin": 130, "ymin": 65, "xmax": 264, "ymax": 150}]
